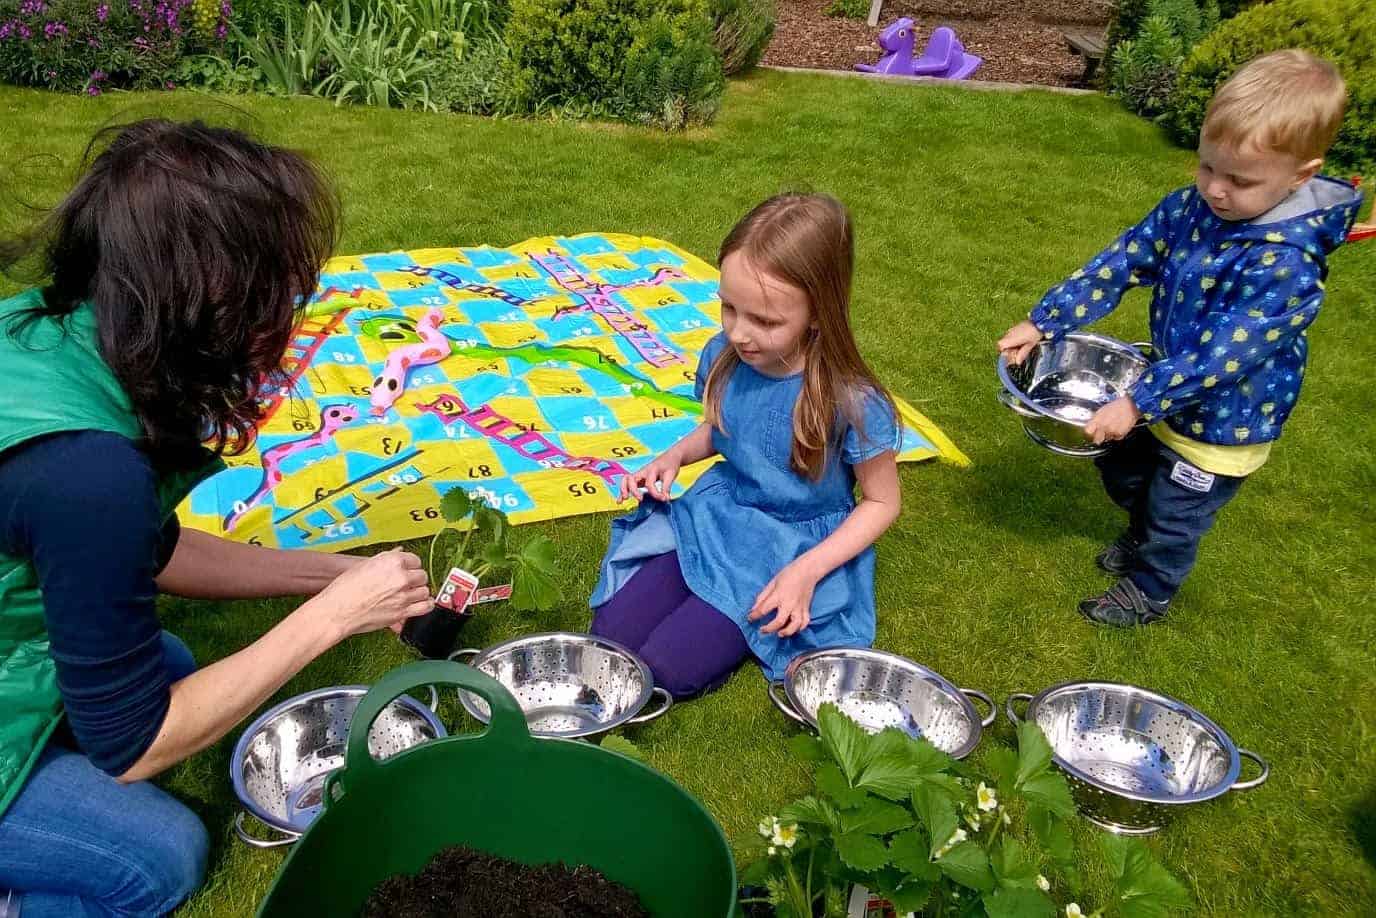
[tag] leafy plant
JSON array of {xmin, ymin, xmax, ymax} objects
[
  {"xmin": 427, "ymin": 486, "xmax": 560, "ymax": 612},
  {"xmin": 600, "ymin": 734, "xmax": 644, "ymax": 760},
  {"xmin": 710, "ymin": 0, "xmax": 773, "ymax": 76},
  {"xmin": 171, "ymin": 50, "xmax": 264, "ymax": 91},
  {"xmin": 407, "ymin": 0, "xmax": 494, "ymax": 56},
  {"xmin": 1104, "ymin": 0, "xmax": 1255, "ymax": 72},
  {"xmin": 823, "ymin": 0, "xmax": 867, "ymax": 20},
  {"xmin": 314, "ymin": 0, "xmax": 437, "ymax": 109},
  {"xmin": 742, "ymin": 706, "xmax": 1190, "ymax": 917},
  {"xmin": 429, "ymin": 33, "xmax": 513, "ymax": 113},
  {"xmin": 1109, "ymin": 0, "xmax": 1219, "ymax": 119},
  {"xmin": 229, "ymin": 0, "xmax": 328, "ymax": 95}
]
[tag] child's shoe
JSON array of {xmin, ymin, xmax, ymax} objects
[
  {"xmin": 1095, "ymin": 532, "xmax": 1139, "ymax": 576},
  {"xmin": 1078, "ymin": 578, "xmax": 1168, "ymax": 627}
]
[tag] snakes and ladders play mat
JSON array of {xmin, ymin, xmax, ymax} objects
[{"xmin": 177, "ymin": 233, "xmax": 968, "ymax": 552}]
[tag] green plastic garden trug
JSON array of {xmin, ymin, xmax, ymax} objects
[{"xmin": 258, "ymin": 660, "xmax": 738, "ymax": 917}]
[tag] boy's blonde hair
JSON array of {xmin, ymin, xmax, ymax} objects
[{"xmin": 1202, "ymin": 49, "xmax": 1346, "ymax": 162}]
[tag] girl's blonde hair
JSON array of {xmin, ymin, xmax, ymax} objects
[{"xmin": 703, "ymin": 193, "xmax": 896, "ymax": 480}]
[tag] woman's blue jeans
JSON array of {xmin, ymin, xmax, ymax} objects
[{"xmin": 0, "ymin": 633, "xmax": 208, "ymax": 917}]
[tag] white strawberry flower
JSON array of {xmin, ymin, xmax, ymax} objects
[
  {"xmin": 935, "ymin": 827, "xmax": 969, "ymax": 858},
  {"xmin": 772, "ymin": 822, "xmax": 798, "ymax": 849},
  {"xmin": 768, "ymin": 845, "xmax": 777, "ymax": 856},
  {"xmin": 758, "ymin": 817, "xmax": 774, "ymax": 838},
  {"xmin": 1066, "ymin": 904, "xmax": 1084, "ymax": 918},
  {"xmin": 1037, "ymin": 875, "xmax": 1051, "ymax": 892},
  {"xmin": 977, "ymin": 782, "xmax": 997, "ymax": 812}
]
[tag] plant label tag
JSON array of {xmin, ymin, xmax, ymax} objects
[
  {"xmin": 847, "ymin": 885, "xmax": 914, "ymax": 918},
  {"xmin": 434, "ymin": 567, "xmax": 480, "ymax": 615},
  {"xmin": 473, "ymin": 583, "xmax": 513, "ymax": 604}
]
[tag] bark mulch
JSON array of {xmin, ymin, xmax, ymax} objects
[{"xmin": 761, "ymin": 0, "xmax": 1116, "ymax": 88}]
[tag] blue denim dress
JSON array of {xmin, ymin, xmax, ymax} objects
[{"xmin": 590, "ymin": 333, "xmax": 900, "ymax": 679}]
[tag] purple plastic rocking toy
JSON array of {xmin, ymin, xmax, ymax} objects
[{"xmin": 855, "ymin": 19, "xmax": 982, "ymax": 80}]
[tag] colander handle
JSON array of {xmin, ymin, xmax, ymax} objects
[
  {"xmin": 960, "ymin": 688, "xmax": 997, "ymax": 728},
  {"xmin": 329, "ymin": 660, "xmax": 531, "ymax": 806},
  {"xmin": 996, "ymin": 389, "xmax": 1042, "ymax": 420},
  {"xmin": 767, "ymin": 680, "xmax": 808, "ymax": 726},
  {"xmin": 1005, "ymin": 692, "xmax": 1033, "ymax": 725},
  {"xmin": 625, "ymin": 686, "xmax": 674, "ymax": 725},
  {"xmin": 448, "ymin": 648, "xmax": 480, "ymax": 664},
  {"xmin": 1130, "ymin": 341, "xmax": 1155, "ymax": 356},
  {"xmin": 233, "ymin": 811, "xmax": 298, "ymax": 849},
  {"xmin": 1231, "ymin": 748, "xmax": 1270, "ymax": 791}
]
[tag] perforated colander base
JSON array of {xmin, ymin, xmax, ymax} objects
[
  {"xmin": 833, "ymin": 693, "xmax": 925, "ymax": 739},
  {"xmin": 1074, "ymin": 759, "xmax": 1181, "ymax": 796}
]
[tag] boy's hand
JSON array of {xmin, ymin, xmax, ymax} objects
[
  {"xmin": 749, "ymin": 560, "xmax": 819, "ymax": 638},
  {"xmin": 1084, "ymin": 396, "xmax": 1142, "ymax": 444},
  {"xmin": 617, "ymin": 451, "xmax": 683, "ymax": 502},
  {"xmin": 998, "ymin": 320, "xmax": 1044, "ymax": 366}
]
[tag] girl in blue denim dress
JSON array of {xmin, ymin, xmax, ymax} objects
[{"xmin": 589, "ymin": 193, "xmax": 903, "ymax": 697}]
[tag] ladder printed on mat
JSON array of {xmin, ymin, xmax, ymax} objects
[{"xmin": 416, "ymin": 394, "xmax": 627, "ymax": 492}]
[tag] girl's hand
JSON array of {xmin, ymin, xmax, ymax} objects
[
  {"xmin": 312, "ymin": 548, "xmax": 432, "ymax": 638},
  {"xmin": 997, "ymin": 320, "xmax": 1044, "ymax": 366},
  {"xmin": 749, "ymin": 560, "xmax": 819, "ymax": 638},
  {"xmin": 618, "ymin": 451, "xmax": 683, "ymax": 502},
  {"xmin": 1084, "ymin": 395, "xmax": 1142, "ymax": 444}
]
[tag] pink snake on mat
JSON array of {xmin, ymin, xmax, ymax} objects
[{"xmin": 370, "ymin": 307, "xmax": 451, "ymax": 416}]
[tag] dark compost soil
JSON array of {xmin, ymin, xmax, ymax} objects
[{"xmin": 359, "ymin": 845, "xmax": 651, "ymax": 918}]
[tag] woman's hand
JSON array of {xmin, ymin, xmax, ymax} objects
[
  {"xmin": 311, "ymin": 548, "xmax": 432, "ymax": 639},
  {"xmin": 618, "ymin": 450, "xmax": 683, "ymax": 502},
  {"xmin": 749, "ymin": 560, "xmax": 820, "ymax": 638},
  {"xmin": 997, "ymin": 320, "xmax": 1044, "ymax": 366},
  {"xmin": 118, "ymin": 548, "xmax": 429, "ymax": 784}
]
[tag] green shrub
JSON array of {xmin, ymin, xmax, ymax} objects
[
  {"xmin": 430, "ymin": 33, "xmax": 512, "ymax": 113},
  {"xmin": 504, "ymin": 0, "xmax": 723, "ymax": 128},
  {"xmin": 617, "ymin": 11, "xmax": 722, "ymax": 128},
  {"xmin": 1109, "ymin": 0, "xmax": 1218, "ymax": 118},
  {"xmin": 1104, "ymin": 0, "xmax": 1261, "ymax": 75},
  {"xmin": 823, "ymin": 0, "xmax": 866, "ymax": 18},
  {"xmin": 1164, "ymin": 0, "xmax": 1376, "ymax": 174},
  {"xmin": 710, "ymin": 0, "xmax": 772, "ymax": 76}
]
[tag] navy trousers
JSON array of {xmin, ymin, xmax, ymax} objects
[{"xmin": 1094, "ymin": 429, "xmax": 1247, "ymax": 602}]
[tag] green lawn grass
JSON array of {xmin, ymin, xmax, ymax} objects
[{"xmin": 1, "ymin": 72, "xmax": 1373, "ymax": 916}]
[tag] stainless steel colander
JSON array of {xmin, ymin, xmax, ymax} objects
[
  {"xmin": 997, "ymin": 333, "xmax": 1152, "ymax": 457},
  {"xmin": 231, "ymin": 685, "xmax": 444, "ymax": 848},
  {"xmin": 1007, "ymin": 681, "xmax": 1269, "ymax": 835},
  {"xmin": 451, "ymin": 632, "xmax": 673, "ymax": 739},
  {"xmin": 768, "ymin": 647, "xmax": 996, "ymax": 759}
]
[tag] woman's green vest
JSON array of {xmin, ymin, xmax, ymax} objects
[{"xmin": 0, "ymin": 289, "xmax": 219, "ymax": 817}]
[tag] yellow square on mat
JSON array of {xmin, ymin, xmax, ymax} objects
[{"xmin": 480, "ymin": 321, "xmax": 545, "ymax": 348}]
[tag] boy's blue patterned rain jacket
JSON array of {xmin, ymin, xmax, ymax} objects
[{"xmin": 1030, "ymin": 177, "xmax": 1363, "ymax": 446}]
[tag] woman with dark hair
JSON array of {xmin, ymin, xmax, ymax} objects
[{"xmin": 0, "ymin": 120, "xmax": 432, "ymax": 917}]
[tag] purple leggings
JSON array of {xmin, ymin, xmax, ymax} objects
[{"xmin": 591, "ymin": 551, "xmax": 750, "ymax": 699}]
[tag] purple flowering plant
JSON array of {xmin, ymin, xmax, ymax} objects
[{"xmin": 0, "ymin": 0, "xmax": 230, "ymax": 92}]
